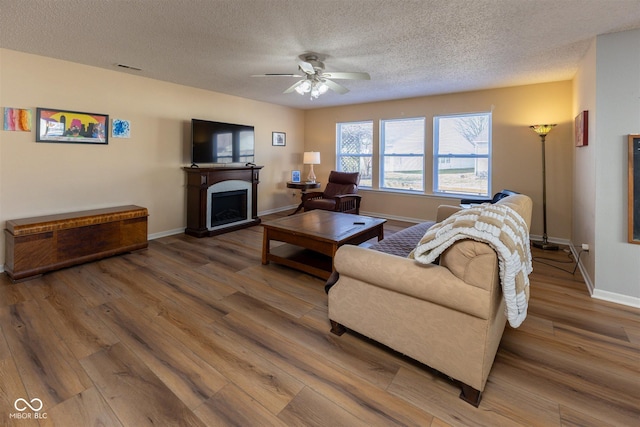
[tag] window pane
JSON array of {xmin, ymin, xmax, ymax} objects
[
  {"xmin": 337, "ymin": 121, "xmax": 373, "ymax": 186},
  {"xmin": 382, "ymin": 119, "xmax": 424, "ymax": 155},
  {"xmin": 381, "ymin": 118, "xmax": 425, "ymax": 191},
  {"xmin": 339, "ymin": 156, "xmax": 372, "ymax": 187},
  {"xmin": 436, "ymin": 157, "xmax": 488, "ymax": 195},
  {"xmin": 382, "ymin": 156, "xmax": 424, "ymax": 190},
  {"xmin": 434, "ymin": 113, "xmax": 491, "ymax": 196},
  {"xmin": 436, "ymin": 115, "xmax": 489, "ymax": 155}
]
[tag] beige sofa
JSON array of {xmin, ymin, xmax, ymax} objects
[{"xmin": 327, "ymin": 194, "xmax": 533, "ymax": 406}]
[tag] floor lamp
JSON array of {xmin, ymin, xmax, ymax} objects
[
  {"xmin": 530, "ymin": 124, "xmax": 558, "ymax": 250},
  {"xmin": 303, "ymin": 151, "xmax": 320, "ymax": 183}
]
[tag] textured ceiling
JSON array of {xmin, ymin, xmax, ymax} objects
[{"xmin": 2, "ymin": 0, "xmax": 640, "ymax": 109}]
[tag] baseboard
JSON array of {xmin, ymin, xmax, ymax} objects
[
  {"xmin": 568, "ymin": 242, "xmax": 595, "ymax": 294},
  {"xmin": 567, "ymin": 242, "xmax": 640, "ymax": 308},
  {"xmin": 529, "ymin": 233, "xmax": 571, "ymax": 247},
  {"xmin": 359, "ymin": 210, "xmax": 424, "ymax": 224},
  {"xmin": 592, "ymin": 289, "xmax": 640, "ymax": 308},
  {"xmin": 148, "ymin": 228, "xmax": 184, "ymax": 240},
  {"xmin": 258, "ymin": 205, "xmax": 297, "ymax": 216}
]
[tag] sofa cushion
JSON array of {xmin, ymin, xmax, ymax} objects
[
  {"xmin": 323, "ymin": 182, "xmax": 357, "ymax": 198},
  {"xmin": 369, "ymin": 221, "xmax": 436, "ymax": 257},
  {"xmin": 304, "ymin": 198, "xmax": 337, "ymax": 211}
]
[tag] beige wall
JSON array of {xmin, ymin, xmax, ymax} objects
[
  {"xmin": 0, "ymin": 48, "xmax": 576, "ymax": 269},
  {"xmin": 304, "ymin": 81, "xmax": 574, "ymax": 240},
  {"xmin": 0, "ymin": 49, "xmax": 304, "ymax": 265}
]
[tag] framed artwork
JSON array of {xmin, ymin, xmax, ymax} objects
[
  {"xmin": 575, "ymin": 110, "xmax": 588, "ymax": 147},
  {"xmin": 272, "ymin": 131, "xmax": 286, "ymax": 146},
  {"xmin": 36, "ymin": 107, "xmax": 108, "ymax": 144},
  {"xmin": 3, "ymin": 107, "xmax": 32, "ymax": 131},
  {"xmin": 629, "ymin": 134, "xmax": 640, "ymax": 244},
  {"xmin": 291, "ymin": 170, "xmax": 301, "ymax": 183},
  {"xmin": 112, "ymin": 118, "xmax": 131, "ymax": 138}
]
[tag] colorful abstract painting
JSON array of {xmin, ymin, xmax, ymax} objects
[
  {"xmin": 112, "ymin": 119, "xmax": 131, "ymax": 138},
  {"xmin": 36, "ymin": 108, "xmax": 108, "ymax": 144},
  {"xmin": 3, "ymin": 108, "xmax": 32, "ymax": 131}
]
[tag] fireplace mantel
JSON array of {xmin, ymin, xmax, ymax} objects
[{"xmin": 183, "ymin": 165, "xmax": 263, "ymax": 237}]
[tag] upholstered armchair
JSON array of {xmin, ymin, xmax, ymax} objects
[{"xmin": 302, "ymin": 171, "xmax": 362, "ymax": 214}]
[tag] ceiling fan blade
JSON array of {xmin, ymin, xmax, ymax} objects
[
  {"xmin": 296, "ymin": 57, "xmax": 316, "ymax": 75},
  {"xmin": 251, "ymin": 73, "xmax": 302, "ymax": 77},
  {"xmin": 323, "ymin": 78, "xmax": 349, "ymax": 94},
  {"xmin": 322, "ymin": 71, "xmax": 371, "ymax": 80},
  {"xmin": 284, "ymin": 80, "xmax": 304, "ymax": 94}
]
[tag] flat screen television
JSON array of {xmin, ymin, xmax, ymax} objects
[{"xmin": 191, "ymin": 119, "xmax": 255, "ymax": 166}]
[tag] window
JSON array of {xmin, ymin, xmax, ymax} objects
[
  {"xmin": 380, "ymin": 117, "xmax": 425, "ymax": 191},
  {"xmin": 433, "ymin": 112, "xmax": 491, "ymax": 197},
  {"xmin": 336, "ymin": 121, "xmax": 373, "ymax": 187}
]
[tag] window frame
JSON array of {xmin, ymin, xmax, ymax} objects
[{"xmin": 432, "ymin": 112, "xmax": 492, "ymax": 198}]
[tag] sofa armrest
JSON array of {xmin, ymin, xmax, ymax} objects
[
  {"xmin": 437, "ymin": 205, "xmax": 463, "ymax": 222},
  {"xmin": 333, "ymin": 194, "xmax": 361, "ymax": 211},
  {"xmin": 333, "ymin": 193, "xmax": 361, "ymax": 201},
  {"xmin": 333, "ymin": 245, "xmax": 492, "ymax": 319},
  {"xmin": 438, "ymin": 240, "xmax": 500, "ymax": 291}
]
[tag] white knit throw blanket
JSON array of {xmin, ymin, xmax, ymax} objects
[{"xmin": 410, "ymin": 204, "xmax": 532, "ymax": 328}]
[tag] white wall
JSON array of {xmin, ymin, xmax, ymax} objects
[
  {"xmin": 592, "ymin": 29, "xmax": 640, "ymax": 305},
  {"xmin": 572, "ymin": 40, "xmax": 598, "ymax": 291},
  {"xmin": 0, "ymin": 49, "xmax": 304, "ymax": 266}
]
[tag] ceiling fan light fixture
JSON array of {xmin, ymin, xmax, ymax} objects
[
  {"xmin": 295, "ymin": 80, "xmax": 312, "ymax": 94},
  {"xmin": 317, "ymin": 81, "xmax": 329, "ymax": 94}
]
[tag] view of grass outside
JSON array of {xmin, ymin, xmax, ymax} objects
[
  {"xmin": 382, "ymin": 170, "xmax": 423, "ymax": 190},
  {"xmin": 437, "ymin": 167, "xmax": 488, "ymax": 195}
]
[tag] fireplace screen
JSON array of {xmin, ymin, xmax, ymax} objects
[{"xmin": 211, "ymin": 189, "xmax": 248, "ymax": 227}]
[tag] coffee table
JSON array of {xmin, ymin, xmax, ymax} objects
[{"xmin": 262, "ymin": 210, "xmax": 386, "ymax": 279}]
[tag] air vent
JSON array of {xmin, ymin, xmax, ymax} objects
[{"xmin": 116, "ymin": 64, "xmax": 142, "ymax": 71}]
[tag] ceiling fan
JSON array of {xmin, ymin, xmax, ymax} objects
[{"xmin": 252, "ymin": 53, "xmax": 370, "ymax": 99}]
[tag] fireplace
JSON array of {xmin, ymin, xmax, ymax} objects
[
  {"xmin": 210, "ymin": 190, "xmax": 247, "ymax": 227},
  {"xmin": 184, "ymin": 165, "xmax": 262, "ymax": 237},
  {"xmin": 206, "ymin": 179, "xmax": 253, "ymax": 231}
]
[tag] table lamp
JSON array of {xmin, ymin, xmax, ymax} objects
[{"xmin": 303, "ymin": 151, "xmax": 320, "ymax": 183}]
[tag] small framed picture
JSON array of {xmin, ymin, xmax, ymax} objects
[
  {"xmin": 629, "ymin": 134, "xmax": 640, "ymax": 244},
  {"xmin": 272, "ymin": 131, "xmax": 286, "ymax": 146},
  {"xmin": 291, "ymin": 170, "xmax": 301, "ymax": 183},
  {"xmin": 575, "ymin": 110, "xmax": 588, "ymax": 147},
  {"xmin": 112, "ymin": 118, "xmax": 131, "ymax": 138}
]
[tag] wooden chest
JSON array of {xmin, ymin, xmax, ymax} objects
[{"xmin": 4, "ymin": 205, "xmax": 148, "ymax": 281}]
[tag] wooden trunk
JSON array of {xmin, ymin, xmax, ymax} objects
[{"xmin": 4, "ymin": 205, "xmax": 148, "ymax": 281}]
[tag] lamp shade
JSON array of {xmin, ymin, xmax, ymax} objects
[
  {"xmin": 303, "ymin": 151, "xmax": 320, "ymax": 165},
  {"xmin": 530, "ymin": 124, "xmax": 556, "ymax": 137}
]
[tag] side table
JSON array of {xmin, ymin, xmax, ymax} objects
[{"xmin": 287, "ymin": 181, "xmax": 321, "ymax": 215}]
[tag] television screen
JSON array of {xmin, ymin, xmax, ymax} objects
[{"xmin": 191, "ymin": 119, "xmax": 254, "ymax": 165}]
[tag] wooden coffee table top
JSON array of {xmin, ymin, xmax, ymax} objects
[{"xmin": 262, "ymin": 210, "xmax": 386, "ymax": 244}]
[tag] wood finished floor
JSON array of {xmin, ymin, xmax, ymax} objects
[{"xmin": 0, "ymin": 213, "xmax": 639, "ymax": 426}]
